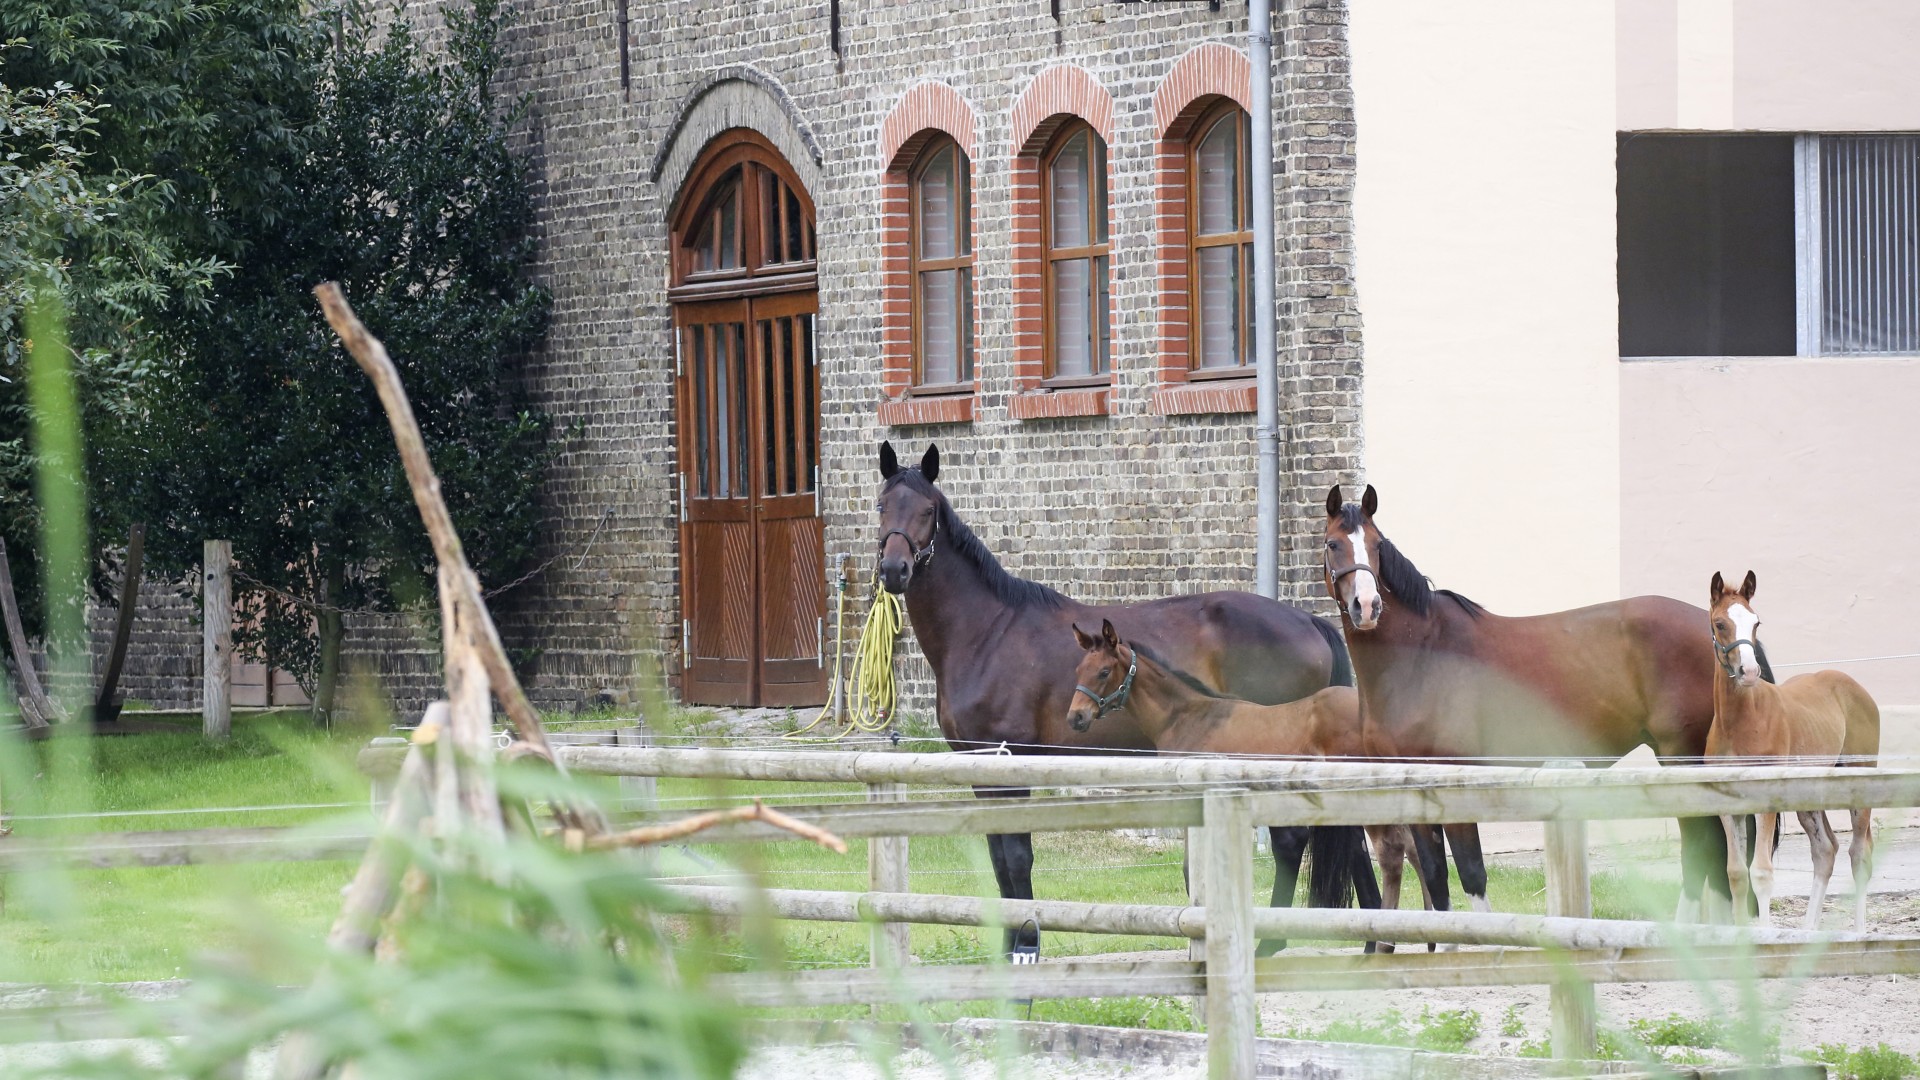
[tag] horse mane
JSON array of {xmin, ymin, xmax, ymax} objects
[
  {"xmin": 1126, "ymin": 639, "xmax": 1232, "ymax": 700},
  {"xmin": 883, "ymin": 469, "xmax": 1069, "ymax": 610},
  {"xmin": 1339, "ymin": 504, "xmax": 1485, "ymax": 619}
]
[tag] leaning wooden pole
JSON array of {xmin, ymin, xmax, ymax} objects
[
  {"xmin": 0, "ymin": 538, "xmax": 57, "ymax": 728},
  {"xmin": 93, "ymin": 522, "xmax": 145, "ymax": 722}
]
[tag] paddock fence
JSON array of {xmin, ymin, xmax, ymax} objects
[{"xmin": 356, "ymin": 742, "xmax": 1920, "ymax": 1080}]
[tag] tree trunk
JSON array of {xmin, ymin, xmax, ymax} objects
[
  {"xmin": 313, "ymin": 563, "xmax": 345, "ymax": 726},
  {"xmin": 0, "ymin": 538, "xmax": 58, "ymax": 728},
  {"xmin": 94, "ymin": 523, "xmax": 146, "ymax": 724}
]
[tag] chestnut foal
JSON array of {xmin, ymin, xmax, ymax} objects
[
  {"xmin": 1707, "ymin": 571, "xmax": 1880, "ymax": 930},
  {"xmin": 1067, "ymin": 620, "xmax": 1432, "ymax": 949}
]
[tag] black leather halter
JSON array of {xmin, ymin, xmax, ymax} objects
[
  {"xmin": 1713, "ymin": 632, "xmax": 1760, "ymax": 679},
  {"xmin": 879, "ymin": 520, "xmax": 936, "ymax": 568},
  {"xmin": 1325, "ymin": 553, "xmax": 1379, "ymax": 593},
  {"xmin": 1075, "ymin": 645, "xmax": 1139, "ymax": 720}
]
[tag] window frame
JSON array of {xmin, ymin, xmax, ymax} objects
[
  {"xmin": 1186, "ymin": 100, "xmax": 1256, "ymax": 379},
  {"xmin": 669, "ymin": 131, "xmax": 818, "ymax": 299},
  {"xmin": 907, "ymin": 136, "xmax": 975, "ymax": 394},
  {"xmin": 1040, "ymin": 121, "xmax": 1112, "ymax": 386}
]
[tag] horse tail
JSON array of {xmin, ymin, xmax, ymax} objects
[
  {"xmin": 1306, "ymin": 825, "xmax": 1376, "ymax": 911},
  {"xmin": 1312, "ymin": 615, "xmax": 1354, "ymax": 688}
]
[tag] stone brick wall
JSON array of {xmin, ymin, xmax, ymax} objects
[
  {"xmin": 100, "ymin": 0, "xmax": 1369, "ymax": 721},
  {"xmin": 454, "ymin": 0, "xmax": 1370, "ymax": 718}
]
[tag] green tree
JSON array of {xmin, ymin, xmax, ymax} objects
[
  {"xmin": 139, "ymin": 0, "xmax": 554, "ymax": 717},
  {"xmin": 0, "ymin": 39, "xmax": 223, "ymax": 693}
]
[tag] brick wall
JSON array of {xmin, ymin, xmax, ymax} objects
[{"xmin": 105, "ymin": 0, "xmax": 1369, "ymax": 720}]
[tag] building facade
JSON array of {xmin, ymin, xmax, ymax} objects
[{"xmin": 99, "ymin": 1, "xmax": 1920, "ymax": 731}]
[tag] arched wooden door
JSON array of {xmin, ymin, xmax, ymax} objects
[{"xmin": 671, "ymin": 131, "xmax": 825, "ymax": 707}]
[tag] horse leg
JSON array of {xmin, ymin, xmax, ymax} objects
[
  {"xmin": 1258, "ymin": 826, "xmax": 1309, "ymax": 957},
  {"xmin": 1443, "ymin": 823, "xmax": 1490, "ymax": 914},
  {"xmin": 1850, "ymin": 807, "xmax": 1875, "ymax": 932},
  {"xmin": 1409, "ymin": 823, "xmax": 1450, "ymax": 951},
  {"xmin": 1679, "ymin": 815, "xmax": 1733, "ymax": 924},
  {"xmin": 1721, "ymin": 814, "xmax": 1751, "ymax": 926},
  {"xmin": 1749, "ymin": 812, "xmax": 1779, "ymax": 926},
  {"xmin": 1797, "ymin": 811, "xmax": 1838, "ymax": 931},
  {"xmin": 985, "ymin": 832, "xmax": 1040, "ymax": 957},
  {"xmin": 1367, "ymin": 825, "xmax": 1405, "ymax": 955}
]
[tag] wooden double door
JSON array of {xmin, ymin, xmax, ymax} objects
[{"xmin": 676, "ymin": 291, "xmax": 825, "ymax": 707}]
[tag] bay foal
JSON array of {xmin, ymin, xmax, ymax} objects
[
  {"xmin": 1707, "ymin": 571, "xmax": 1879, "ymax": 929},
  {"xmin": 1067, "ymin": 619, "xmax": 1430, "ymax": 952}
]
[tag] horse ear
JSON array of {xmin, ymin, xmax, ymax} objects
[
  {"xmin": 1100, "ymin": 619, "xmax": 1119, "ymax": 650},
  {"xmin": 1710, "ymin": 571, "xmax": 1725, "ymax": 603},
  {"xmin": 1072, "ymin": 623, "xmax": 1096, "ymax": 651},
  {"xmin": 1740, "ymin": 570, "xmax": 1757, "ymax": 600},
  {"xmin": 1361, "ymin": 484, "xmax": 1379, "ymax": 517},
  {"xmin": 879, "ymin": 441, "xmax": 900, "ymax": 479},
  {"xmin": 920, "ymin": 444, "xmax": 940, "ymax": 482},
  {"xmin": 1325, "ymin": 486, "xmax": 1343, "ymax": 518}
]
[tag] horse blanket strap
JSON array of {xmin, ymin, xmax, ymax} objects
[
  {"xmin": 880, "ymin": 524, "xmax": 936, "ymax": 567},
  {"xmin": 1076, "ymin": 646, "xmax": 1139, "ymax": 719},
  {"xmin": 1713, "ymin": 634, "xmax": 1758, "ymax": 679}
]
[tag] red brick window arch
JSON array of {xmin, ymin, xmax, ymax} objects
[
  {"xmin": 878, "ymin": 82, "xmax": 979, "ymax": 428},
  {"xmin": 1008, "ymin": 64, "xmax": 1115, "ymax": 421},
  {"xmin": 1041, "ymin": 122, "xmax": 1111, "ymax": 382},
  {"xmin": 1152, "ymin": 43, "xmax": 1259, "ymax": 416}
]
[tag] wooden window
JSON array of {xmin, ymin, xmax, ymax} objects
[
  {"xmin": 909, "ymin": 138, "xmax": 974, "ymax": 389},
  {"xmin": 1043, "ymin": 123, "xmax": 1110, "ymax": 382},
  {"xmin": 1189, "ymin": 102, "xmax": 1253, "ymax": 373},
  {"xmin": 671, "ymin": 130, "xmax": 817, "ymax": 296}
]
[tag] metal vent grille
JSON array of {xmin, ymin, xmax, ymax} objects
[{"xmin": 1819, "ymin": 135, "xmax": 1920, "ymax": 355}]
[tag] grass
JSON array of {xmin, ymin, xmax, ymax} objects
[
  {"xmin": 0, "ymin": 714, "xmax": 374, "ymax": 984},
  {"xmin": 1281, "ymin": 1006, "xmax": 1481, "ymax": 1053},
  {"xmin": 1809, "ymin": 1043, "xmax": 1920, "ymax": 1080}
]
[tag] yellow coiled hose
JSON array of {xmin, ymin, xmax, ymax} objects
[{"xmin": 789, "ymin": 582, "xmax": 904, "ymax": 739}]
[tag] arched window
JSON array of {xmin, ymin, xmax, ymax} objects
[
  {"xmin": 909, "ymin": 138, "xmax": 974, "ymax": 389},
  {"xmin": 1043, "ymin": 123, "xmax": 1110, "ymax": 380},
  {"xmin": 1189, "ymin": 101, "xmax": 1253, "ymax": 372},
  {"xmin": 672, "ymin": 137, "xmax": 815, "ymax": 290}
]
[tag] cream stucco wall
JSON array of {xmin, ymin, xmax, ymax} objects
[
  {"xmin": 1619, "ymin": 0, "xmax": 1920, "ymax": 130},
  {"xmin": 1621, "ymin": 358, "xmax": 1920, "ymax": 714},
  {"xmin": 1348, "ymin": 2, "xmax": 1622, "ymax": 613}
]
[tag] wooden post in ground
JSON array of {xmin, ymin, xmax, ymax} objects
[
  {"xmin": 1203, "ymin": 787, "xmax": 1255, "ymax": 1080},
  {"xmin": 867, "ymin": 781, "xmax": 910, "ymax": 971},
  {"xmin": 203, "ymin": 540, "xmax": 232, "ymax": 740},
  {"xmin": 1186, "ymin": 825, "xmax": 1209, "ymax": 963},
  {"xmin": 1544, "ymin": 760, "xmax": 1596, "ymax": 1063}
]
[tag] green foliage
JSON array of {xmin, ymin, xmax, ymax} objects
[
  {"xmin": 1499, "ymin": 1002, "xmax": 1527, "ymax": 1039},
  {"xmin": 1628, "ymin": 1011, "xmax": 1731, "ymax": 1050},
  {"xmin": 0, "ymin": 39, "xmax": 223, "ymax": 641},
  {"xmin": 1282, "ymin": 1006, "xmax": 1480, "ymax": 1053},
  {"xmin": 1811, "ymin": 1042, "xmax": 1920, "ymax": 1080},
  {"xmin": 132, "ymin": 0, "xmax": 554, "ymax": 694}
]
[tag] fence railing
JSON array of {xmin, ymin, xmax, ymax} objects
[{"xmin": 356, "ymin": 744, "xmax": 1920, "ymax": 1079}]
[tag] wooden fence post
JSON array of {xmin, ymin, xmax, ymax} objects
[
  {"xmin": 867, "ymin": 781, "xmax": 910, "ymax": 971},
  {"xmin": 1204, "ymin": 787, "xmax": 1255, "ymax": 1080},
  {"xmin": 1544, "ymin": 760, "xmax": 1596, "ymax": 1063},
  {"xmin": 1186, "ymin": 825, "xmax": 1209, "ymax": 963},
  {"xmin": 203, "ymin": 540, "xmax": 232, "ymax": 740}
]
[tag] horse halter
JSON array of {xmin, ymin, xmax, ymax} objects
[
  {"xmin": 1324, "ymin": 552, "xmax": 1379, "ymax": 597},
  {"xmin": 878, "ymin": 515, "xmax": 937, "ymax": 569},
  {"xmin": 1075, "ymin": 644, "xmax": 1139, "ymax": 720},
  {"xmin": 1712, "ymin": 632, "xmax": 1759, "ymax": 680}
]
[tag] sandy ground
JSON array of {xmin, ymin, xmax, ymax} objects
[{"xmin": 738, "ymin": 1044, "xmax": 1204, "ymax": 1080}]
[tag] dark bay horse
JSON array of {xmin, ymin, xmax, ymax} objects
[
  {"xmin": 876, "ymin": 442, "xmax": 1374, "ymax": 953},
  {"xmin": 1323, "ymin": 484, "xmax": 1764, "ymax": 921},
  {"xmin": 1068, "ymin": 619, "xmax": 1432, "ymax": 953},
  {"xmin": 1707, "ymin": 570, "xmax": 1878, "ymax": 929}
]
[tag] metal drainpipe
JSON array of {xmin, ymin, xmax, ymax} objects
[{"xmin": 1250, "ymin": 0, "xmax": 1280, "ymax": 599}]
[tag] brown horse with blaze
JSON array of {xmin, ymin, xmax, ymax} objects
[
  {"xmin": 1706, "ymin": 570, "xmax": 1878, "ymax": 930},
  {"xmin": 1323, "ymin": 484, "xmax": 1759, "ymax": 921}
]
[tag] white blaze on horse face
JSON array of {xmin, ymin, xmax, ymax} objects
[
  {"xmin": 1728, "ymin": 603, "xmax": 1761, "ymax": 682},
  {"xmin": 1344, "ymin": 527, "xmax": 1381, "ymax": 628}
]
